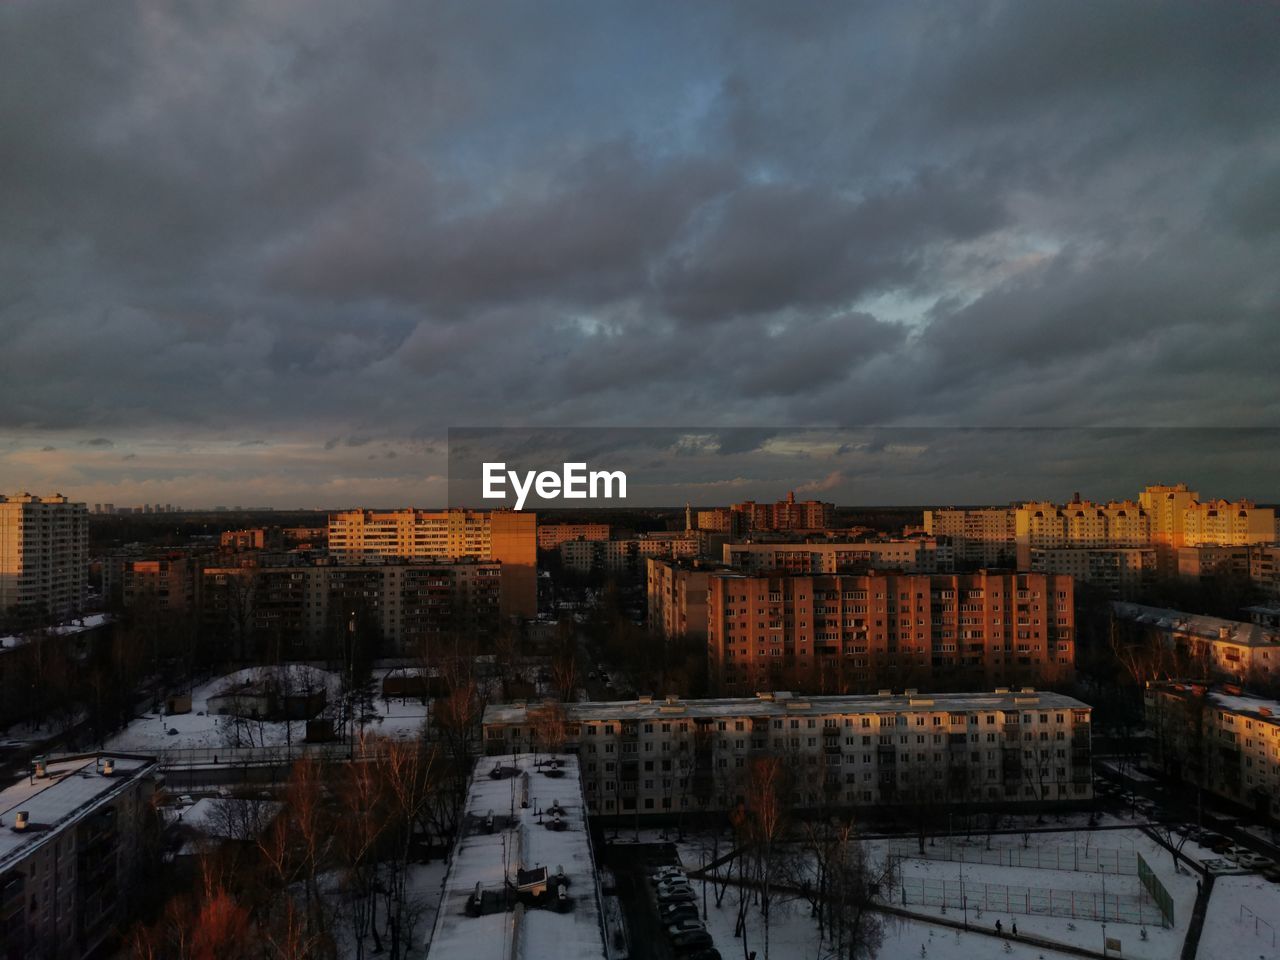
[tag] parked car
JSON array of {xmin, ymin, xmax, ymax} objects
[
  {"xmin": 1224, "ymin": 844, "xmax": 1250, "ymax": 862},
  {"xmin": 667, "ymin": 920, "xmax": 706, "ymax": 936},
  {"xmin": 1209, "ymin": 837, "xmax": 1232, "ymax": 854},
  {"xmin": 690, "ymin": 950, "xmax": 722, "ymax": 960},
  {"xmin": 1238, "ymin": 853, "xmax": 1274, "ymax": 870},
  {"xmin": 1262, "ymin": 865, "xmax": 1280, "ymax": 883},
  {"xmin": 651, "ymin": 867, "xmax": 686, "ymax": 884},
  {"xmin": 660, "ymin": 903, "xmax": 700, "ymax": 923},
  {"xmin": 657, "ymin": 886, "xmax": 698, "ymax": 904},
  {"xmin": 671, "ymin": 930, "xmax": 714, "ymax": 952}
]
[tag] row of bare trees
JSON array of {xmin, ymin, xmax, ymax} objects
[
  {"xmin": 695, "ymin": 755, "xmax": 898, "ymax": 960},
  {"xmin": 127, "ymin": 735, "xmax": 444, "ymax": 960}
]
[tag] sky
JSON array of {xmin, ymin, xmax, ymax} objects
[{"xmin": 1, "ymin": 2, "xmax": 1278, "ymax": 508}]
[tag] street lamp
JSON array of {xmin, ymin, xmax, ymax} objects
[{"xmin": 1101, "ymin": 874, "xmax": 1108, "ymax": 958}]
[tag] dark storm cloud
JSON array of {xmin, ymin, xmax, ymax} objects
[{"xmin": 1, "ymin": 0, "xmax": 1277, "ymax": 505}]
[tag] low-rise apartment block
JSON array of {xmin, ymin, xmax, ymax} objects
[
  {"xmin": 1114, "ymin": 602, "xmax": 1280, "ymax": 684},
  {"xmin": 706, "ymin": 570, "xmax": 1075, "ymax": 694},
  {"xmin": 0, "ymin": 754, "xmax": 160, "ymax": 959},
  {"xmin": 1145, "ymin": 682, "xmax": 1280, "ymax": 820},
  {"xmin": 482, "ymin": 690, "xmax": 1093, "ymax": 816}
]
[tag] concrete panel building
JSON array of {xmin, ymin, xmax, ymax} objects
[
  {"xmin": 0, "ymin": 754, "xmax": 160, "ymax": 960},
  {"xmin": 482, "ymin": 690, "xmax": 1093, "ymax": 816},
  {"xmin": 705, "ymin": 570, "xmax": 1075, "ymax": 695},
  {"xmin": 723, "ymin": 538, "xmax": 954, "ymax": 575},
  {"xmin": 328, "ymin": 509, "xmax": 535, "ymax": 618},
  {"xmin": 200, "ymin": 560, "xmax": 502, "ymax": 655},
  {"xmin": 1114, "ymin": 602, "xmax": 1280, "ymax": 685},
  {"xmin": 0, "ymin": 494, "xmax": 88, "ymax": 623},
  {"xmin": 1145, "ymin": 682, "xmax": 1280, "ymax": 821}
]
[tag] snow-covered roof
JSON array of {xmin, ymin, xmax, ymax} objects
[
  {"xmin": 1113, "ymin": 601, "xmax": 1279, "ymax": 647},
  {"xmin": 428, "ymin": 753, "xmax": 605, "ymax": 960},
  {"xmin": 1209, "ymin": 691, "xmax": 1280, "ymax": 727},
  {"xmin": 0, "ymin": 754, "xmax": 157, "ymax": 871},
  {"xmin": 484, "ymin": 689, "xmax": 1090, "ymax": 726},
  {"xmin": 0, "ymin": 613, "xmax": 112, "ymax": 651}
]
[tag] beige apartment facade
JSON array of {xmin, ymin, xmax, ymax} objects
[
  {"xmin": 483, "ymin": 689, "xmax": 1093, "ymax": 816},
  {"xmin": 328, "ymin": 508, "xmax": 535, "ymax": 618},
  {"xmin": 1145, "ymin": 682, "xmax": 1280, "ymax": 820},
  {"xmin": 0, "ymin": 493, "xmax": 89, "ymax": 623}
]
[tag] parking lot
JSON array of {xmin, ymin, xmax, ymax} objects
[{"xmin": 599, "ymin": 841, "xmax": 720, "ymax": 960}]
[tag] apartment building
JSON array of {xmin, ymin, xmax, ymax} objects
[
  {"xmin": 0, "ymin": 754, "xmax": 160, "ymax": 960},
  {"xmin": 723, "ymin": 538, "xmax": 954, "ymax": 575},
  {"xmin": 482, "ymin": 690, "xmax": 1093, "ymax": 816},
  {"xmin": 646, "ymin": 558, "xmax": 730, "ymax": 643},
  {"xmin": 200, "ymin": 560, "xmax": 502, "ymax": 655},
  {"xmin": 118, "ymin": 555, "xmax": 196, "ymax": 612},
  {"xmin": 0, "ymin": 494, "xmax": 88, "ymax": 623},
  {"xmin": 328, "ymin": 509, "xmax": 535, "ymax": 618},
  {"xmin": 1145, "ymin": 682, "xmax": 1280, "ymax": 820},
  {"xmin": 697, "ymin": 492, "xmax": 834, "ymax": 535},
  {"xmin": 1014, "ymin": 497, "xmax": 1153, "ymax": 569},
  {"xmin": 1178, "ymin": 544, "xmax": 1280, "ymax": 598},
  {"xmin": 923, "ymin": 508, "xmax": 1016, "ymax": 566},
  {"xmin": 705, "ymin": 570, "xmax": 1074, "ymax": 695},
  {"xmin": 559, "ymin": 534, "xmax": 703, "ymax": 575},
  {"xmin": 536, "ymin": 523, "xmax": 610, "ymax": 551},
  {"xmin": 1028, "ymin": 546, "xmax": 1156, "ymax": 596},
  {"xmin": 1114, "ymin": 602, "xmax": 1280, "ymax": 685}
]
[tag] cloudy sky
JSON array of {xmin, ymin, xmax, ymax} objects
[{"xmin": 2, "ymin": 2, "xmax": 1278, "ymax": 508}]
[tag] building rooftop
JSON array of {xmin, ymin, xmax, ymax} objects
[
  {"xmin": 1113, "ymin": 601, "xmax": 1279, "ymax": 647},
  {"xmin": 0, "ymin": 754, "xmax": 157, "ymax": 871},
  {"xmin": 1152, "ymin": 682, "xmax": 1280, "ymax": 729},
  {"xmin": 484, "ymin": 689, "xmax": 1091, "ymax": 726},
  {"xmin": 427, "ymin": 752, "xmax": 605, "ymax": 960}
]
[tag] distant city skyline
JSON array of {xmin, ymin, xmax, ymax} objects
[{"xmin": 14, "ymin": 427, "xmax": 1277, "ymax": 510}]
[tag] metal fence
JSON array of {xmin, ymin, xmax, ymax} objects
[
  {"xmin": 888, "ymin": 839, "xmax": 1138, "ymax": 875},
  {"xmin": 1136, "ymin": 852, "xmax": 1175, "ymax": 927},
  {"xmin": 899, "ymin": 876, "xmax": 1164, "ymax": 926}
]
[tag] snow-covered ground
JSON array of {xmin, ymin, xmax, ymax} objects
[
  {"xmin": 1200, "ymin": 875, "xmax": 1280, "ymax": 960},
  {"xmin": 104, "ymin": 666, "xmax": 431, "ymax": 755},
  {"xmin": 692, "ymin": 880, "xmax": 1085, "ymax": 960},
  {"xmin": 673, "ymin": 826, "xmax": 1197, "ymax": 960}
]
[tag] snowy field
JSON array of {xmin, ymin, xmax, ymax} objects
[
  {"xmin": 1199, "ymin": 875, "xmax": 1280, "ymax": 960},
  {"xmin": 673, "ymin": 826, "xmax": 1199, "ymax": 960},
  {"xmin": 691, "ymin": 881, "xmax": 1085, "ymax": 960},
  {"xmin": 104, "ymin": 665, "xmax": 431, "ymax": 755}
]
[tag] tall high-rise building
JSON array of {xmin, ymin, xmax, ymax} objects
[
  {"xmin": 327, "ymin": 508, "xmax": 535, "ymax": 618},
  {"xmin": 0, "ymin": 493, "xmax": 89, "ymax": 622}
]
